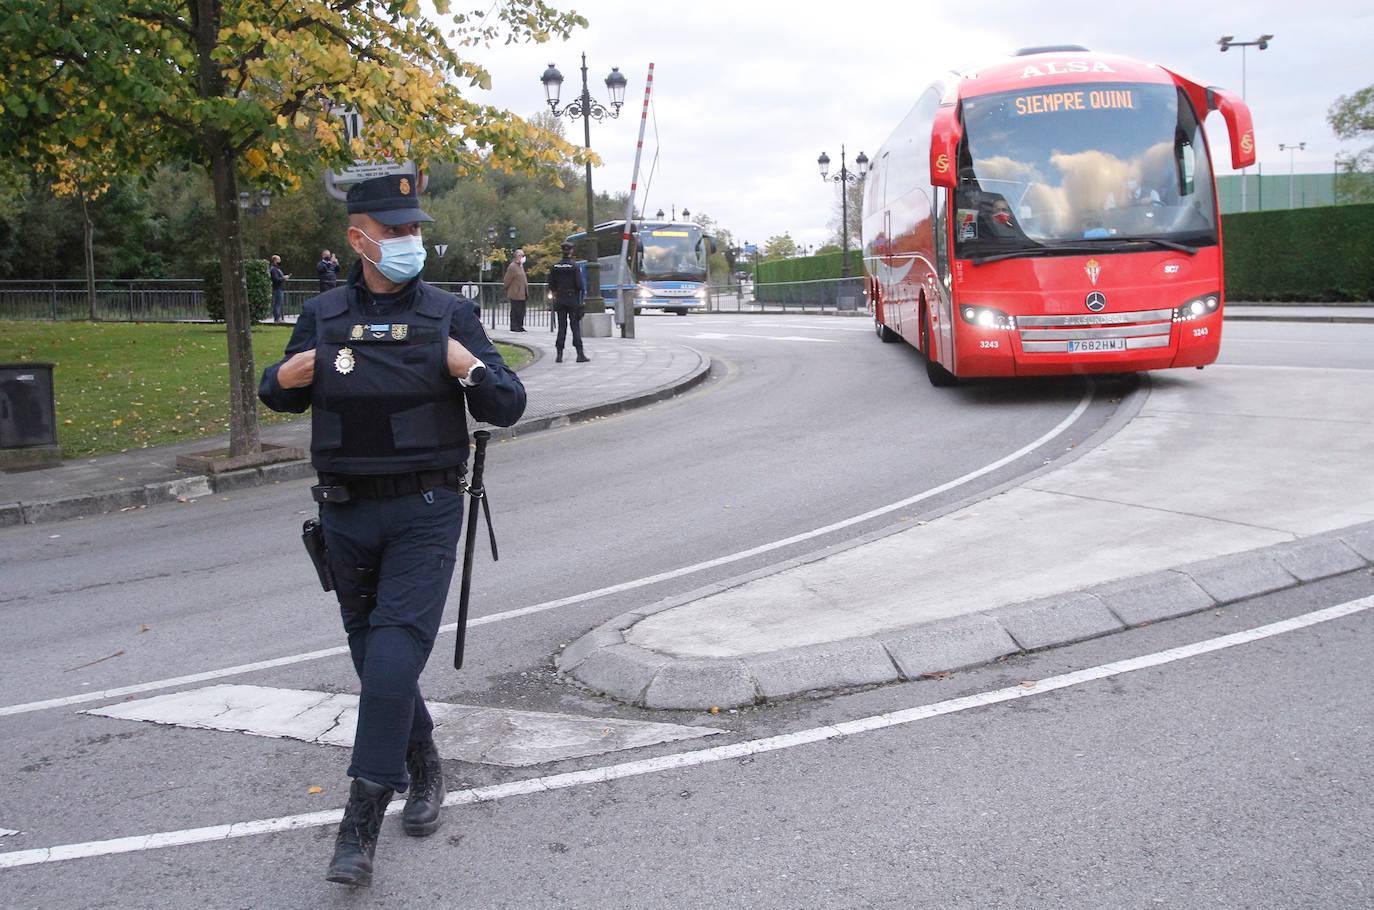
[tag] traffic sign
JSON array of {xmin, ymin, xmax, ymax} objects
[
  {"xmin": 434, "ymin": 244, "xmax": 449, "ymax": 258},
  {"xmin": 323, "ymin": 104, "xmax": 422, "ymax": 199}
]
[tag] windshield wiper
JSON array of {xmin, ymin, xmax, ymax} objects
[
  {"xmin": 1111, "ymin": 237, "xmax": 1198, "ymax": 255},
  {"xmin": 970, "ymin": 237, "xmax": 1197, "ymax": 266},
  {"xmin": 971, "ymin": 245, "xmax": 1104, "ymax": 265}
]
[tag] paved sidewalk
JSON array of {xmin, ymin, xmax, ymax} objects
[
  {"xmin": 1226, "ymin": 304, "xmax": 1374, "ymax": 323},
  {"xmin": 560, "ymin": 364, "xmax": 1374, "ymax": 709},
  {"xmin": 0, "ymin": 330, "xmax": 708, "ymax": 526}
]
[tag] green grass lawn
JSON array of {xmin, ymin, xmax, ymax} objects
[{"xmin": 1, "ymin": 321, "xmax": 532, "ymax": 458}]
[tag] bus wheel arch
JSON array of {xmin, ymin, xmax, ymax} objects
[
  {"xmin": 875, "ymin": 295, "xmax": 899, "ymax": 343},
  {"xmin": 921, "ymin": 295, "xmax": 958, "ymax": 387}
]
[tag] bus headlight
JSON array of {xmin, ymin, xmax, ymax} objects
[
  {"xmin": 694, "ymin": 289, "xmax": 707, "ymax": 299},
  {"xmin": 1172, "ymin": 292, "xmax": 1220, "ymax": 322},
  {"xmin": 638, "ymin": 287, "xmax": 652, "ymax": 299},
  {"xmin": 959, "ymin": 306, "xmax": 1015, "ymax": 330}
]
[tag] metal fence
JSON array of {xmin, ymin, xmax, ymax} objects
[
  {"xmin": 705, "ymin": 277, "xmax": 867, "ymax": 313},
  {"xmin": 0, "ymin": 279, "xmax": 205, "ymax": 322},
  {"xmin": 0, "ymin": 278, "xmax": 556, "ymax": 333}
]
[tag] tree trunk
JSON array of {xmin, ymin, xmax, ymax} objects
[
  {"xmin": 79, "ymin": 191, "xmax": 96, "ymax": 321},
  {"xmin": 208, "ymin": 142, "xmax": 261, "ymax": 458},
  {"xmin": 192, "ymin": 0, "xmax": 259, "ymax": 458}
]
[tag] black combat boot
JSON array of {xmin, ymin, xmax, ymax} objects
[
  {"xmin": 555, "ymin": 348, "xmax": 564, "ymax": 363},
  {"xmin": 402, "ymin": 738, "xmax": 445, "ymax": 836},
  {"xmin": 325, "ymin": 777, "xmax": 393, "ymax": 887},
  {"xmin": 575, "ymin": 347, "xmax": 590, "ymax": 363}
]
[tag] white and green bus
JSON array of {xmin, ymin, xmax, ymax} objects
[{"xmin": 567, "ymin": 219, "xmax": 715, "ymax": 316}]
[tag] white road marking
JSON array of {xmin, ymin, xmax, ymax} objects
[
  {"xmin": 4, "ymin": 596, "xmax": 1367, "ymax": 870},
  {"xmin": 686, "ymin": 332, "xmax": 840, "ymax": 343},
  {"xmin": 84, "ymin": 684, "xmax": 720, "ymax": 768},
  {"xmin": 0, "ymin": 829, "xmax": 17, "ymax": 838},
  {"xmin": 686, "ymin": 319, "xmax": 870, "ymax": 332},
  {"xmin": 0, "ymin": 386, "xmax": 1094, "ymax": 719}
]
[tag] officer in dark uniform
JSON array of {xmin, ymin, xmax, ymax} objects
[
  {"xmin": 258, "ymin": 174, "xmax": 525, "ymax": 888},
  {"xmin": 547, "ymin": 240, "xmax": 589, "ymax": 363}
]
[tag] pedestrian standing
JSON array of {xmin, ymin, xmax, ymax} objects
[
  {"xmin": 258, "ymin": 174, "xmax": 526, "ymax": 888},
  {"xmin": 547, "ymin": 241, "xmax": 589, "ymax": 362},
  {"xmin": 318, "ymin": 249, "xmax": 341, "ymax": 292},
  {"xmin": 502, "ymin": 248, "xmax": 528, "ymax": 332},
  {"xmin": 269, "ymin": 255, "xmax": 288, "ymax": 323}
]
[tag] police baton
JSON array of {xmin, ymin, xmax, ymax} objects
[{"xmin": 454, "ymin": 430, "xmax": 498, "ymax": 670}]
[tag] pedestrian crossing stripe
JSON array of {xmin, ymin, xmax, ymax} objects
[{"xmin": 84, "ymin": 684, "xmax": 721, "ymax": 768}]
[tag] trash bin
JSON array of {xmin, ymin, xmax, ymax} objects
[{"xmin": 0, "ymin": 362, "xmax": 58, "ymax": 455}]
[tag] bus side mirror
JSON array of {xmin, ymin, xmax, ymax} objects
[
  {"xmin": 1206, "ymin": 86, "xmax": 1256, "ymax": 169},
  {"xmin": 929, "ymin": 105, "xmax": 961, "ymax": 189},
  {"xmin": 709, "ymin": 237, "xmax": 718, "ymax": 255}
]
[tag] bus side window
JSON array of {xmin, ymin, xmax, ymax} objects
[{"xmin": 933, "ymin": 185, "xmax": 949, "ymax": 285}]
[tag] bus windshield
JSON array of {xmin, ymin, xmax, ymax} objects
[
  {"xmin": 954, "ymin": 83, "xmax": 1218, "ymax": 261},
  {"xmin": 638, "ymin": 225, "xmax": 709, "ymax": 280}
]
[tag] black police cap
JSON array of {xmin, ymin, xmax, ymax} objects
[{"xmin": 345, "ymin": 173, "xmax": 433, "ymax": 225}]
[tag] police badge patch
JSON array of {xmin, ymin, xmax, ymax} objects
[
  {"xmin": 335, "ymin": 347, "xmax": 356, "ymax": 374},
  {"xmin": 349, "ymin": 324, "xmax": 365, "ymax": 341},
  {"xmin": 391, "ymin": 324, "xmax": 408, "ymax": 341}
]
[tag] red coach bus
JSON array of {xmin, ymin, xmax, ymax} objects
[{"xmin": 862, "ymin": 46, "xmax": 1255, "ymax": 385}]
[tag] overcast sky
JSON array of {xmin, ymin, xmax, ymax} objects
[{"xmin": 462, "ymin": 0, "xmax": 1373, "ymax": 249}]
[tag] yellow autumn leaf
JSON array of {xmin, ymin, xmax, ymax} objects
[{"xmin": 308, "ymin": 786, "xmax": 323, "ymax": 795}]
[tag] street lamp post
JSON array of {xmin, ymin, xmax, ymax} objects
[
  {"xmin": 483, "ymin": 225, "xmax": 496, "ymax": 289},
  {"xmin": 1218, "ymin": 34, "xmax": 1272, "ymax": 212},
  {"xmin": 1278, "ymin": 142, "xmax": 1306, "ymax": 209},
  {"xmin": 541, "ymin": 54, "xmax": 627, "ymax": 316},
  {"xmin": 816, "ymin": 146, "xmax": 868, "ymax": 280},
  {"xmin": 238, "ymin": 189, "xmax": 272, "ymax": 257}
]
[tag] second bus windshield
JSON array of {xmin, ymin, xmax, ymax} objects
[
  {"xmin": 639, "ymin": 226, "xmax": 708, "ymax": 279},
  {"xmin": 955, "ymin": 82, "xmax": 1218, "ymax": 258}
]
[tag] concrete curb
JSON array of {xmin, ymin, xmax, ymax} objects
[
  {"xmin": 557, "ymin": 519, "xmax": 1374, "ymax": 710},
  {"xmin": 3, "ymin": 347, "xmax": 710, "ymax": 527},
  {"xmin": 1225, "ymin": 314, "xmax": 1374, "ymax": 324}
]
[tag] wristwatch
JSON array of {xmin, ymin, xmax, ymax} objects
[{"xmin": 459, "ymin": 359, "xmax": 487, "ymax": 387}]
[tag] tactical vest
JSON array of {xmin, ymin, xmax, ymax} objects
[
  {"xmin": 309, "ymin": 284, "xmax": 468, "ymax": 475},
  {"xmin": 548, "ymin": 259, "xmax": 582, "ymax": 305}
]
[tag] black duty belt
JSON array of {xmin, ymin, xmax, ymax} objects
[{"xmin": 315, "ymin": 466, "xmax": 467, "ymax": 502}]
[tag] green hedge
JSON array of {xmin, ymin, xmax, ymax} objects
[
  {"xmin": 202, "ymin": 258, "xmax": 272, "ymax": 322},
  {"xmin": 757, "ymin": 250, "xmax": 863, "ymax": 283},
  {"xmin": 1223, "ymin": 204, "xmax": 1374, "ymax": 301}
]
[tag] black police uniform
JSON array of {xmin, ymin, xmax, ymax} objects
[
  {"xmin": 261, "ymin": 263, "xmax": 524, "ymax": 775},
  {"xmin": 258, "ymin": 175, "xmax": 525, "ymax": 886},
  {"xmin": 547, "ymin": 248, "xmax": 588, "ymax": 362}
]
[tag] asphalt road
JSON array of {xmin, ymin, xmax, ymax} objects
[{"xmin": 2, "ymin": 316, "xmax": 1371, "ymax": 908}]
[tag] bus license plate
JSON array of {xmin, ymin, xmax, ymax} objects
[{"xmin": 1068, "ymin": 338, "xmax": 1126, "ymax": 353}]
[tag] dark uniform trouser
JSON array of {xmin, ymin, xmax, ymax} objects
[
  {"xmin": 321, "ymin": 486, "xmax": 464, "ymax": 793},
  {"xmin": 554, "ymin": 303, "xmax": 585, "ymax": 351},
  {"xmin": 509, "ymin": 299, "xmax": 526, "ymax": 331},
  {"xmin": 272, "ymin": 288, "xmax": 285, "ymax": 321}
]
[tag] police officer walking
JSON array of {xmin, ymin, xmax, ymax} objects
[
  {"xmin": 258, "ymin": 174, "xmax": 526, "ymax": 888},
  {"xmin": 547, "ymin": 240, "xmax": 589, "ymax": 363}
]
